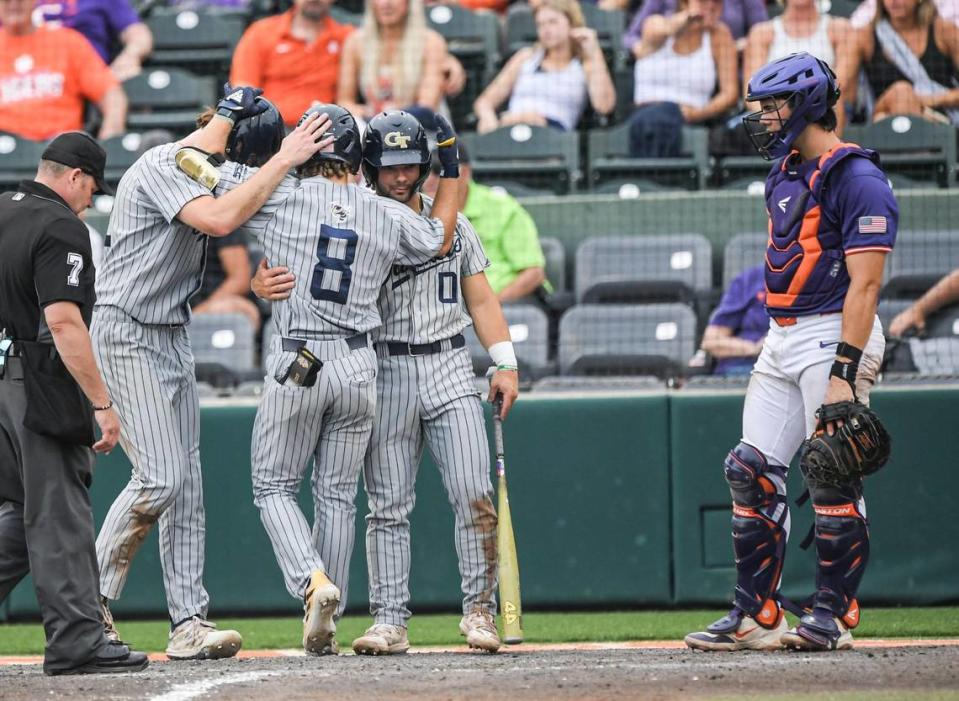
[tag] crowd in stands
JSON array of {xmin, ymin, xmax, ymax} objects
[{"xmin": 1, "ymin": 0, "xmax": 958, "ymax": 383}]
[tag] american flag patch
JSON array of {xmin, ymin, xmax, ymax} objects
[{"xmin": 858, "ymin": 216, "xmax": 887, "ymax": 234}]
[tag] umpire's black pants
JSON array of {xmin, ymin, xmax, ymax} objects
[{"xmin": 0, "ymin": 356, "xmax": 108, "ymax": 673}]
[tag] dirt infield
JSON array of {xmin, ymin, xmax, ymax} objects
[{"xmin": 1, "ymin": 642, "xmax": 958, "ymax": 701}]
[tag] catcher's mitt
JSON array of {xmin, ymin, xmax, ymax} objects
[{"xmin": 799, "ymin": 401, "xmax": 891, "ymax": 487}]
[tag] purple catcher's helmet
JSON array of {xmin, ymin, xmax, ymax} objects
[{"xmin": 742, "ymin": 52, "xmax": 840, "ymax": 161}]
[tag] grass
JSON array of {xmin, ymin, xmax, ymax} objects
[{"xmin": 1, "ymin": 607, "xmax": 957, "ymax": 655}]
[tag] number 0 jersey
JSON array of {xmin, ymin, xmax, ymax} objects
[
  {"xmin": 374, "ymin": 194, "xmax": 490, "ymax": 345},
  {"xmin": 218, "ymin": 163, "xmax": 444, "ymax": 340},
  {"xmin": 763, "ymin": 143, "xmax": 898, "ymax": 318}
]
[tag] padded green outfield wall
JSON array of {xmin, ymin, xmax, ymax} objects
[{"xmin": 3, "ymin": 387, "xmax": 957, "ymax": 620}]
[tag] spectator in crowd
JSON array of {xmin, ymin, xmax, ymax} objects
[
  {"xmin": 0, "ymin": 0, "xmax": 126, "ymax": 140},
  {"xmin": 623, "ymin": 0, "xmax": 766, "ymax": 52},
  {"xmin": 850, "ymin": 0, "xmax": 957, "ymax": 28},
  {"xmin": 337, "ymin": 0, "xmax": 451, "ymax": 121},
  {"xmin": 472, "ymin": 0, "xmax": 615, "ymax": 133},
  {"xmin": 230, "ymin": 0, "xmax": 354, "ymax": 127},
  {"xmin": 888, "ymin": 268, "xmax": 959, "ymax": 337},
  {"xmin": 628, "ymin": 0, "xmax": 738, "ymax": 156},
  {"xmin": 742, "ymin": 0, "xmax": 854, "ymax": 103},
  {"xmin": 36, "ymin": 0, "xmax": 153, "ymax": 81},
  {"xmin": 191, "ymin": 232, "xmax": 262, "ymax": 331},
  {"xmin": 699, "ymin": 264, "xmax": 767, "ymax": 375},
  {"xmin": 423, "ymin": 143, "xmax": 550, "ymax": 302},
  {"xmin": 840, "ymin": 0, "xmax": 959, "ymax": 125}
]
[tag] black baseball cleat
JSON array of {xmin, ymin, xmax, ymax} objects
[{"xmin": 45, "ymin": 640, "xmax": 149, "ymax": 675}]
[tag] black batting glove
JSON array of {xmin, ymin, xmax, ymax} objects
[
  {"xmin": 434, "ymin": 113, "xmax": 459, "ymax": 179},
  {"xmin": 216, "ymin": 84, "xmax": 267, "ymax": 124}
]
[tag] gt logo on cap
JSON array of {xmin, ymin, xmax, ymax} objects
[{"xmin": 384, "ymin": 131, "xmax": 411, "ymax": 148}]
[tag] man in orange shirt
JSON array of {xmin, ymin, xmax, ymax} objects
[
  {"xmin": 230, "ymin": 0, "xmax": 354, "ymax": 128},
  {"xmin": 0, "ymin": 0, "xmax": 127, "ymax": 141}
]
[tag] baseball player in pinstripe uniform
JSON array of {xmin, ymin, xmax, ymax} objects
[
  {"xmin": 92, "ymin": 86, "xmax": 333, "ymax": 660},
  {"xmin": 223, "ymin": 104, "xmax": 463, "ymax": 655},
  {"xmin": 254, "ymin": 111, "xmax": 519, "ymax": 654}
]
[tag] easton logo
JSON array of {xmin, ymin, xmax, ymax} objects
[
  {"xmin": 778, "ymin": 196, "xmax": 791, "ymax": 213},
  {"xmin": 384, "ymin": 131, "xmax": 411, "ymax": 148}
]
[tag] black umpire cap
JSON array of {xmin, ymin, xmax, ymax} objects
[{"xmin": 41, "ymin": 131, "xmax": 113, "ymax": 195}]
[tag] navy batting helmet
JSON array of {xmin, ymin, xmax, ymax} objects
[
  {"xmin": 362, "ymin": 110, "xmax": 431, "ymax": 190},
  {"xmin": 297, "ymin": 103, "xmax": 362, "ymax": 174},
  {"xmin": 226, "ymin": 97, "xmax": 284, "ymax": 167}
]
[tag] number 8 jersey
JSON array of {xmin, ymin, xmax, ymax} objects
[
  {"xmin": 375, "ymin": 195, "xmax": 490, "ymax": 346},
  {"xmin": 218, "ymin": 164, "xmax": 446, "ymax": 340}
]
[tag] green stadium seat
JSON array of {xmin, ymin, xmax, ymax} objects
[
  {"xmin": 540, "ymin": 236, "xmax": 567, "ymax": 292},
  {"xmin": 100, "ymin": 133, "xmax": 148, "ymax": 186},
  {"xmin": 145, "ymin": 8, "xmax": 246, "ymax": 79},
  {"xmin": 123, "ymin": 68, "xmax": 216, "ymax": 135},
  {"xmin": 0, "ymin": 133, "xmax": 45, "ymax": 190},
  {"xmin": 587, "ymin": 123, "xmax": 709, "ymax": 190},
  {"xmin": 461, "ymin": 126, "xmax": 581, "ymax": 194},
  {"xmin": 844, "ymin": 115, "xmax": 957, "ymax": 188},
  {"xmin": 722, "ymin": 232, "xmax": 767, "ymax": 288},
  {"xmin": 884, "ymin": 229, "xmax": 959, "ymax": 298}
]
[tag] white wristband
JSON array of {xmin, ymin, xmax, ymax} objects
[{"xmin": 488, "ymin": 341, "xmax": 517, "ymax": 368}]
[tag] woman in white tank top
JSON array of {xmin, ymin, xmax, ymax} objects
[
  {"xmin": 473, "ymin": 0, "xmax": 615, "ymax": 133},
  {"xmin": 742, "ymin": 0, "xmax": 855, "ymax": 120},
  {"xmin": 631, "ymin": 0, "xmax": 739, "ymax": 124}
]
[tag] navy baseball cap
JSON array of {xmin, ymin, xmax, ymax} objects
[{"xmin": 42, "ymin": 131, "xmax": 113, "ymax": 195}]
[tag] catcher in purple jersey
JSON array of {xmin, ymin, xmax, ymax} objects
[{"xmin": 685, "ymin": 52, "xmax": 895, "ymax": 653}]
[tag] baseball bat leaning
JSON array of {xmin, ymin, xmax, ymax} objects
[{"xmin": 494, "ymin": 396, "xmax": 523, "ymax": 644}]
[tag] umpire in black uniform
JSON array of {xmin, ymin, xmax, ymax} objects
[{"xmin": 0, "ymin": 132, "xmax": 148, "ymax": 675}]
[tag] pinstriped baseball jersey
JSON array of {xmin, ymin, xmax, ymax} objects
[
  {"xmin": 217, "ymin": 165, "xmax": 445, "ymax": 339},
  {"xmin": 375, "ymin": 195, "xmax": 490, "ymax": 345},
  {"xmin": 95, "ymin": 143, "xmax": 213, "ymax": 324}
]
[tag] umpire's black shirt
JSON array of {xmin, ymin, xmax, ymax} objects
[{"xmin": 0, "ymin": 180, "xmax": 95, "ymax": 341}]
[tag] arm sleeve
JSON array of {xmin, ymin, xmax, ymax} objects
[
  {"xmin": 832, "ymin": 172, "xmax": 898, "ymax": 255},
  {"xmin": 708, "ymin": 273, "xmax": 750, "ymax": 330},
  {"xmin": 107, "ymin": 0, "xmax": 141, "ymax": 35},
  {"xmin": 69, "ymin": 29, "xmax": 120, "ymax": 102},
  {"xmin": 33, "ymin": 220, "xmax": 94, "ymax": 308},
  {"xmin": 385, "ymin": 199, "xmax": 445, "ymax": 265},
  {"xmin": 458, "ymin": 216, "xmax": 491, "ymax": 277},
  {"xmin": 500, "ymin": 202, "xmax": 546, "ymax": 271},
  {"xmin": 140, "ymin": 147, "xmax": 216, "ymax": 224}
]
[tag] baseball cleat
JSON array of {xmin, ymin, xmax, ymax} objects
[
  {"xmin": 46, "ymin": 640, "xmax": 149, "ymax": 676},
  {"xmin": 99, "ymin": 596, "xmax": 120, "ymax": 643},
  {"xmin": 459, "ymin": 610, "xmax": 501, "ymax": 653},
  {"xmin": 685, "ymin": 607, "xmax": 787, "ymax": 651},
  {"xmin": 166, "ymin": 617, "xmax": 242, "ymax": 660},
  {"xmin": 781, "ymin": 609, "xmax": 854, "ymax": 651},
  {"xmin": 303, "ymin": 570, "xmax": 340, "ymax": 656},
  {"xmin": 352, "ymin": 623, "xmax": 410, "ymax": 655}
]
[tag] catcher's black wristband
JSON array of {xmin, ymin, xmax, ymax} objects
[{"xmin": 830, "ymin": 342, "xmax": 863, "ymax": 391}]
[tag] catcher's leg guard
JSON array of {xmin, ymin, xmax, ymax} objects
[
  {"xmin": 725, "ymin": 442, "xmax": 790, "ymax": 627},
  {"xmin": 808, "ymin": 482, "xmax": 869, "ymax": 627}
]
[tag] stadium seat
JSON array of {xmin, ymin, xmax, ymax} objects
[
  {"xmin": 123, "ymin": 68, "xmax": 216, "ymax": 134},
  {"xmin": 145, "ymin": 8, "xmax": 246, "ymax": 78},
  {"xmin": 463, "ymin": 303, "xmax": 552, "ymax": 377},
  {"xmin": 461, "ymin": 126, "xmax": 581, "ymax": 194},
  {"xmin": 590, "ymin": 178, "xmax": 673, "ymax": 197},
  {"xmin": 100, "ymin": 133, "xmax": 148, "ymax": 186},
  {"xmin": 427, "ymin": 4, "xmax": 500, "ymax": 127},
  {"xmin": 722, "ymin": 232, "xmax": 767, "ymax": 288},
  {"xmin": 883, "ymin": 230, "xmax": 959, "ymax": 298},
  {"xmin": 531, "ymin": 375, "xmax": 665, "ymax": 392},
  {"xmin": 587, "ymin": 123, "xmax": 709, "ymax": 191},
  {"xmin": 575, "ymin": 234, "xmax": 712, "ymax": 304},
  {"xmin": 716, "ymin": 154, "xmax": 772, "ymax": 186},
  {"xmin": 908, "ymin": 337, "xmax": 959, "ymax": 375},
  {"xmin": 558, "ymin": 303, "xmax": 698, "ymax": 377},
  {"xmin": 0, "ymin": 133, "xmax": 45, "ymax": 190},
  {"xmin": 191, "ymin": 313, "xmax": 256, "ymax": 372},
  {"xmin": 844, "ymin": 116, "xmax": 957, "ymax": 188},
  {"xmin": 540, "ymin": 237, "xmax": 567, "ymax": 292},
  {"xmin": 480, "ymin": 180, "xmax": 555, "ymax": 198}
]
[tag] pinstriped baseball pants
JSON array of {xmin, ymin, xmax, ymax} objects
[
  {"xmin": 363, "ymin": 347, "xmax": 497, "ymax": 627},
  {"xmin": 91, "ymin": 307, "xmax": 209, "ymax": 624},
  {"xmin": 252, "ymin": 342, "xmax": 377, "ymax": 611}
]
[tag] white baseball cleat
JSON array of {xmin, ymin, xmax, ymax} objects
[
  {"xmin": 166, "ymin": 616, "xmax": 242, "ymax": 660},
  {"xmin": 459, "ymin": 610, "xmax": 501, "ymax": 653},
  {"xmin": 303, "ymin": 570, "xmax": 340, "ymax": 656},
  {"xmin": 685, "ymin": 606, "xmax": 787, "ymax": 651},
  {"xmin": 352, "ymin": 623, "xmax": 410, "ymax": 655}
]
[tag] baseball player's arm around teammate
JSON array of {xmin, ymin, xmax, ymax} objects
[
  {"xmin": 462, "ymin": 273, "xmax": 519, "ymax": 418},
  {"xmin": 176, "ymin": 87, "xmax": 334, "ymax": 237}
]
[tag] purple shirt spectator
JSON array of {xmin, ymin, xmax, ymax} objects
[
  {"xmin": 708, "ymin": 264, "xmax": 768, "ymax": 374},
  {"xmin": 35, "ymin": 0, "xmax": 140, "ymax": 63},
  {"xmin": 623, "ymin": 0, "xmax": 767, "ymax": 51}
]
